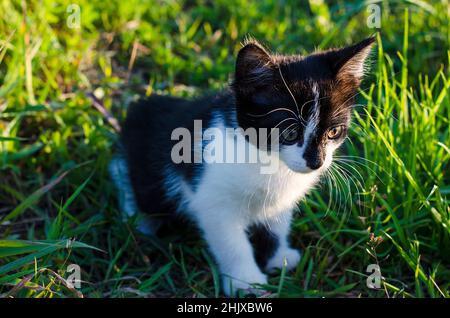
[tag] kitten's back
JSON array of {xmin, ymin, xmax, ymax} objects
[{"xmin": 119, "ymin": 92, "xmax": 234, "ymax": 218}]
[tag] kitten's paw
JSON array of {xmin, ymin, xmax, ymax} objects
[
  {"xmin": 222, "ymin": 269, "xmax": 267, "ymax": 297},
  {"xmin": 265, "ymin": 246, "xmax": 301, "ymax": 272}
]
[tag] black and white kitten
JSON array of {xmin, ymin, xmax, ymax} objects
[{"xmin": 110, "ymin": 37, "xmax": 374, "ymax": 296}]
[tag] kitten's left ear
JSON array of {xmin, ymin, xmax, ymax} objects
[
  {"xmin": 234, "ymin": 39, "xmax": 274, "ymax": 93},
  {"xmin": 331, "ymin": 36, "xmax": 376, "ymax": 83}
]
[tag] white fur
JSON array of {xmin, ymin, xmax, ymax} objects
[
  {"xmin": 340, "ymin": 45, "xmax": 373, "ymax": 80},
  {"xmin": 264, "ymin": 212, "xmax": 301, "ymax": 272},
  {"xmin": 109, "ymin": 155, "xmax": 158, "ymax": 235},
  {"xmin": 109, "ymin": 155, "xmax": 139, "ymax": 220},
  {"xmin": 183, "ymin": 152, "xmax": 317, "ymax": 295}
]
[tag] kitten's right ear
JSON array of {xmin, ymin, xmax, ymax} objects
[
  {"xmin": 331, "ymin": 36, "xmax": 375, "ymax": 83},
  {"xmin": 234, "ymin": 40, "xmax": 274, "ymax": 92}
]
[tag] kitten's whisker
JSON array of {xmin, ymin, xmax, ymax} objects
[
  {"xmin": 334, "ymin": 157, "xmax": 391, "ymax": 184},
  {"xmin": 333, "ymin": 164, "xmax": 353, "ymax": 215},
  {"xmin": 279, "ymin": 123, "xmax": 298, "ymax": 137},
  {"xmin": 267, "ymin": 122, "xmax": 298, "ymax": 143},
  {"xmin": 331, "ymin": 163, "xmax": 355, "ymax": 218},
  {"xmin": 343, "ymin": 136, "xmax": 356, "ymax": 148},
  {"xmin": 326, "ymin": 172, "xmax": 336, "ymax": 217},
  {"xmin": 326, "ymin": 166, "xmax": 338, "ymax": 214},
  {"xmin": 334, "ymin": 155, "xmax": 385, "ymax": 171},
  {"xmin": 335, "ymin": 164, "xmax": 358, "ymax": 224},
  {"xmin": 334, "ymin": 161, "xmax": 366, "ymax": 215},
  {"xmin": 335, "ymin": 160, "xmax": 365, "ymax": 189},
  {"xmin": 348, "ymin": 124, "xmax": 374, "ymax": 141},
  {"xmin": 334, "ymin": 162, "xmax": 364, "ymax": 216},
  {"xmin": 334, "ymin": 160, "xmax": 366, "ymax": 188},
  {"xmin": 278, "ymin": 66, "xmax": 306, "ymax": 124},
  {"xmin": 328, "ymin": 165, "xmax": 345, "ymax": 216},
  {"xmin": 299, "ymin": 95, "xmax": 330, "ymax": 122},
  {"xmin": 262, "ymin": 173, "xmax": 274, "ymax": 231},
  {"xmin": 322, "ymin": 170, "xmax": 335, "ymax": 217},
  {"xmin": 352, "ymin": 107, "xmax": 400, "ymax": 123}
]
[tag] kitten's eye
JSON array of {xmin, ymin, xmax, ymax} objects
[
  {"xmin": 327, "ymin": 126, "xmax": 344, "ymax": 140},
  {"xmin": 282, "ymin": 128, "xmax": 298, "ymax": 142}
]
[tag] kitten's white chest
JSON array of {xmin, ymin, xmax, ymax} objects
[
  {"xmin": 182, "ymin": 117, "xmax": 322, "ymax": 222},
  {"xmin": 236, "ymin": 162, "xmax": 318, "ymax": 218},
  {"xmin": 187, "ymin": 157, "xmax": 320, "ymax": 222}
]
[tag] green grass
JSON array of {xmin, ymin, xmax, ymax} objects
[{"xmin": 0, "ymin": 0, "xmax": 449, "ymax": 298}]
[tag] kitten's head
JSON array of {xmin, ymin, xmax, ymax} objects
[{"xmin": 232, "ymin": 37, "xmax": 375, "ymax": 173}]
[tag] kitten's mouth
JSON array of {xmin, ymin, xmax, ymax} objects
[
  {"xmin": 283, "ymin": 159, "xmax": 330, "ymax": 174},
  {"xmin": 287, "ymin": 154, "xmax": 333, "ymax": 174},
  {"xmin": 293, "ymin": 168, "xmax": 318, "ymax": 174},
  {"xmin": 298, "ymin": 167, "xmax": 316, "ymax": 173},
  {"xmin": 284, "ymin": 163, "xmax": 318, "ymax": 174}
]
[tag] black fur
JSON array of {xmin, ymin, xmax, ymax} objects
[
  {"xmin": 247, "ymin": 224, "xmax": 279, "ymax": 269},
  {"xmin": 233, "ymin": 37, "xmax": 374, "ymax": 169}
]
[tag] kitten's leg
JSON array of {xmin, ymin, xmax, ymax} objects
[
  {"xmin": 264, "ymin": 211, "xmax": 301, "ymax": 272},
  {"xmin": 195, "ymin": 209, "xmax": 267, "ymax": 296}
]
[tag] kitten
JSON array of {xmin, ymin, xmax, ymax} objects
[{"xmin": 109, "ymin": 37, "xmax": 374, "ymax": 296}]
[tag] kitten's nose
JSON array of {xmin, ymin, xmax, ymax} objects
[
  {"xmin": 307, "ymin": 156, "xmax": 323, "ymax": 170},
  {"xmin": 303, "ymin": 145, "xmax": 324, "ymax": 170}
]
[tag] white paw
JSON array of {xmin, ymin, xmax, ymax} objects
[
  {"xmin": 222, "ymin": 268, "xmax": 267, "ymax": 297},
  {"xmin": 265, "ymin": 246, "xmax": 301, "ymax": 272}
]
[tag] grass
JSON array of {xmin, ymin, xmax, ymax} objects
[{"xmin": 0, "ymin": 0, "xmax": 449, "ymax": 298}]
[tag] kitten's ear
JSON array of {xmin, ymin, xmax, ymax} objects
[
  {"xmin": 331, "ymin": 37, "xmax": 375, "ymax": 83},
  {"xmin": 234, "ymin": 40, "xmax": 274, "ymax": 92}
]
